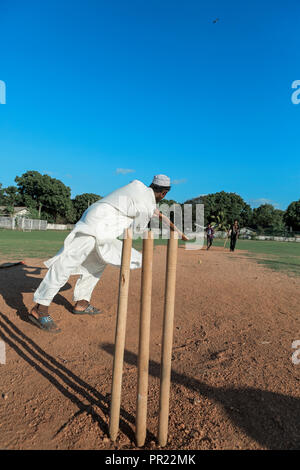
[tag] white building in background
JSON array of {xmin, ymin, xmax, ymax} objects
[
  {"xmin": 239, "ymin": 227, "xmax": 257, "ymax": 238},
  {"xmin": 0, "ymin": 206, "xmax": 29, "ymax": 217}
]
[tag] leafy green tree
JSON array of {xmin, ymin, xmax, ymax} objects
[
  {"xmin": 3, "ymin": 205, "xmax": 14, "ymax": 215},
  {"xmin": 284, "ymin": 199, "xmax": 300, "ymax": 231},
  {"xmin": 252, "ymin": 204, "xmax": 285, "ymax": 233},
  {"xmin": 26, "ymin": 207, "xmax": 40, "ymax": 219},
  {"xmin": 0, "ymin": 183, "xmax": 5, "ymax": 205},
  {"xmin": 15, "ymin": 170, "xmax": 74, "ymax": 222},
  {"xmin": 2, "ymin": 186, "xmax": 22, "ymax": 207},
  {"xmin": 209, "ymin": 210, "xmax": 232, "ymax": 247},
  {"xmin": 210, "ymin": 210, "xmax": 231, "ymax": 232},
  {"xmin": 72, "ymin": 193, "xmax": 102, "ymax": 221},
  {"xmin": 239, "ymin": 203, "xmax": 253, "ymax": 227},
  {"xmin": 185, "ymin": 191, "xmax": 252, "ymax": 227},
  {"xmin": 0, "ymin": 184, "xmax": 23, "ymax": 207},
  {"xmin": 159, "ymin": 198, "xmax": 178, "ymax": 207},
  {"xmin": 273, "ymin": 209, "xmax": 286, "ymax": 232}
]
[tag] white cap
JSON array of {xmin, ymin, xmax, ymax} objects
[{"xmin": 152, "ymin": 174, "xmax": 171, "ymax": 187}]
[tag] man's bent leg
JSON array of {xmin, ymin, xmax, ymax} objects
[
  {"xmin": 33, "ymin": 234, "xmax": 96, "ymax": 309},
  {"xmin": 73, "ymin": 263, "xmax": 106, "ymax": 311}
]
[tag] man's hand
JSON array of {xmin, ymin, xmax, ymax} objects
[{"xmin": 181, "ymin": 233, "xmax": 189, "ymax": 241}]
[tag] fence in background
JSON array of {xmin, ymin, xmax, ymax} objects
[
  {"xmin": 1, "ymin": 216, "xmax": 300, "ymax": 242},
  {"xmin": 0, "ymin": 217, "xmax": 15, "ymax": 229},
  {"xmin": 213, "ymin": 231, "xmax": 300, "ymax": 242},
  {"xmin": 0, "ymin": 216, "xmax": 75, "ymax": 231},
  {"xmin": 255, "ymin": 235, "xmax": 300, "ymax": 242},
  {"xmin": 0, "ymin": 216, "xmax": 47, "ymax": 230},
  {"xmin": 47, "ymin": 223, "xmax": 75, "ymax": 230}
]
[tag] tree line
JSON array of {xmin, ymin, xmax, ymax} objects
[
  {"xmin": 184, "ymin": 192, "xmax": 300, "ymax": 234},
  {"xmin": 0, "ymin": 171, "xmax": 102, "ymax": 223},
  {"xmin": 0, "ymin": 171, "xmax": 299, "ymax": 232}
]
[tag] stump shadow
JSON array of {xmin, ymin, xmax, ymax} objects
[{"xmin": 101, "ymin": 343, "xmax": 300, "ymax": 450}]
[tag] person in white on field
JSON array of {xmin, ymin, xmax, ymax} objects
[{"xmin": 29, "ymin": 175, "xmax": 187, "ymax": 333}]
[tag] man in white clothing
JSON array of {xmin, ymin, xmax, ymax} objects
[{"xmin": 29, "ymin": 174, "xmax": 186, "ymax": 333}]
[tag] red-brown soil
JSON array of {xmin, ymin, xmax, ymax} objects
[{"xmin": 0, "ymin": 246, "xmax": 300, "ymax": 450}]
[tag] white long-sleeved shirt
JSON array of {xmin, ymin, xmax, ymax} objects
[{"xmin": 44, "ymin": 180, "xmax": 156, "ymax": 273}]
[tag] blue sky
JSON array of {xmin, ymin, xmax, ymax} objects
[{"xmin": 0, "ymin": 0, "xmax": 299, "ymax": 209}]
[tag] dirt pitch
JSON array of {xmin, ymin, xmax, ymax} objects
[{"xmin": 0, "ymin": 245, "xmax": 300, "ymax": 450}]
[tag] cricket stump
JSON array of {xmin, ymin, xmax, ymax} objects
[
  {"xmin": 109, "ymin": 228, "xmax": 133, "ymax": 441},
  {"xmin": 136, "ymin": 231, "xmax": 154, "ymax": 447},
  {"xmin": 158, "ymin": 230, "xmax": 178, "ymax": 447}
]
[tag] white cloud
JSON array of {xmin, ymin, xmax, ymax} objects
[
  {"xmin": 116, "ymin": 168, "xmax": 135, "ymax": 175},
  {"xmin": 172, "ymin": 178, "xmax": 187, "ymax": 185},
  {"xmin": 249, "ymin": 198, "xmax": 281, "ymax": 208}
]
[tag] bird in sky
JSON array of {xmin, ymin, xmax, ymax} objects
[{"xmin": 213, "ymin": 18, "xmax": 220, "ymax": 24}]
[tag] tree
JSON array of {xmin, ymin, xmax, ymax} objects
[
  {"xmin": 0, "ymin": 183, "xmax": 5, "ymax": 204},
  {"xmin": 159, "ymin": 198, "xmax": 179, "ymax": 207},
  {"xmin": 72, "ymin": 193, "xmax": 102, "ymax": 221},
  {"xmin": 284, "ymin": 199, "xmax": 300, "ymax": 231},
  {"xmin": 252, "ymin": 204, "xmax": 285, "ymax": 233},
  {"xmin": 15, "ymin": 170, "xmax": 74, "ymax": 222},
  {"xmin": 185, "ymin": 191, "xmax": 253, "ymax": 227},
  {"xmin": 0, "ymin": 184, "xmax": 23, "ymax": 207},
  {"xmin": 209, "ymin": 210, "xmax": 232, "ymax": 246},
  {"xmin": 210, "ymin": 210, "xmax": 231, "ymax": 232},
  {"xmin": 273, "ymin": 209, "xmax": 286, "ymax": 232},
  {"xmin": 239, "ymin": 203, "xmax": 253, "ymax": 227},
  {"xmin": 2, "ymin": 186, "xmax": 22, "ymax": 207},
  {"xmin": 26, "ymin": 207, "xmax": 41, "ymax": 219}
]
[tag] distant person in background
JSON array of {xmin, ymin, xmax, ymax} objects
[
  {"xmin": 206, "ymin": 223, "xmax": 215, "ymax": 250},
  {"xmin": 229, "ymin": 220, "xmax": 240, "ymax": 252}
]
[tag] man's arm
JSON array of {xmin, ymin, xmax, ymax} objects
[{"xmin": 153, "ymin": 208, "xmax": 189, "ymax": 241}]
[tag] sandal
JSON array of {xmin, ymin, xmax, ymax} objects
[
  {"xmin": 72, "ymin": 304, "xmax": 102, "ymax": 315},
  {"xmin": 28, "ymin": 309, "xmax": 61, "ymax": 333}
]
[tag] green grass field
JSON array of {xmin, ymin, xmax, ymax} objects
[
  {"xmin": 0, "ymin": 229, "xmax": 186, "ymax": 259},
  {"xmin": 0, "ymin": 229, "xmax": 68, "ymax": 260},
  {"xmin": 0, "ymin": 229, "xmax": 299, "ymax": 276},
  {"xmin": 212, "ymin": 237, "xmax": 300, "ymax": 276}
]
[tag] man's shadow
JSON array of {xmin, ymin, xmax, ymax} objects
[
  {"xmin": 0, "ymin": 263, "xmax": 73, "ymax": 321},
  {"xmin": 101, "ymin": 343, "xmax": 300, "ymax": 450},
  {"xmin": 0, "ymin": 312, "xmax": 143, "ymax": 444},
  {"xmin": 1, "ymin": 307, "xmax": 299, "ymax": 449}
]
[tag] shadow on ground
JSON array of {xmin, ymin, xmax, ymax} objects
[
  {"xmin": 0, "ymin": 307, "xmax": 299, "ymax": 449},
  {"xmin": 1, "ymin": 264, "xmax": 299, "ymax": 449},
  {"xmin": 254, "ymin": 258, "xmax": 300, "ymax": 276},
  {"xmin": 0, "ymin": 263, "xmax": 73, "ymax": 321},
  {"xmin": 0, "ymin": 313, "xmax": 155, "ymax": 445},
  {"xmin": 101, "ymin": 343, "xmax": 300, "ymax": 450}
]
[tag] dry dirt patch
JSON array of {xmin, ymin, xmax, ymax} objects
[{"xmin": 0, "ymin": 246, "xmax": 300, "ymax": 449}]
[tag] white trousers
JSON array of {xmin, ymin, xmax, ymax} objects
[{"xmin": 33, "ymin": 234, "xmax": 106, "ymax": 306}]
